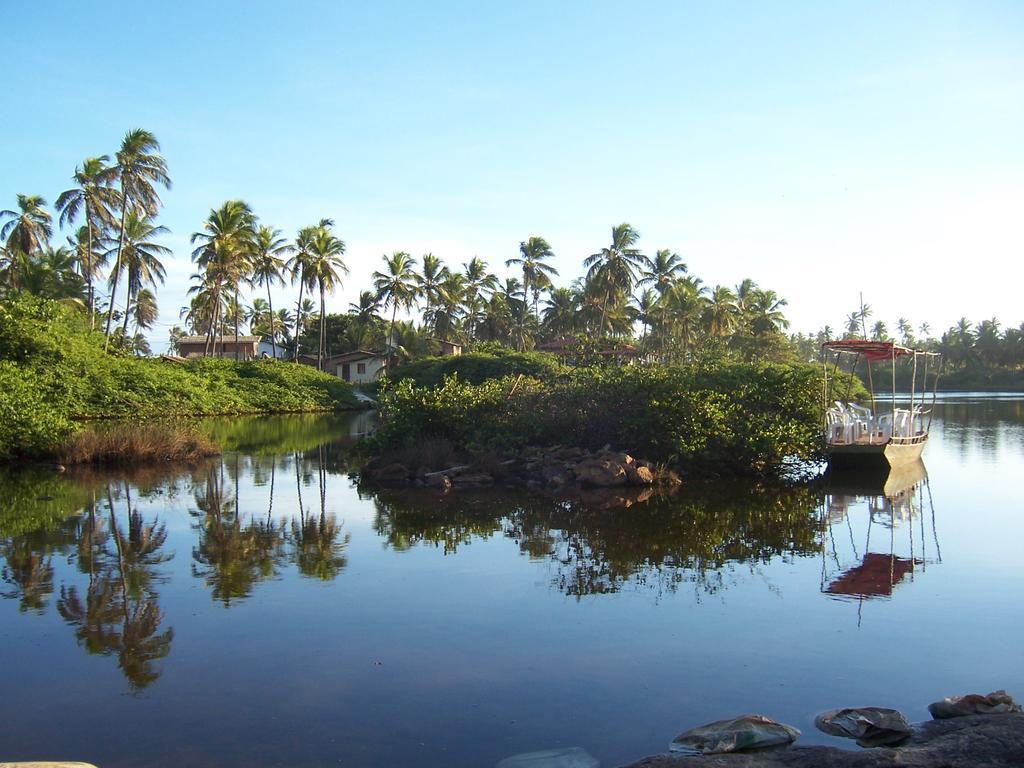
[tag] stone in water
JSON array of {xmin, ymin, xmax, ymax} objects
[
  {"xmin": 496, "ymin": 746, "xmax": 599, "ymax": 768},
  {"xmin": 670, "ymin": 714, "xmax": 800, "ymax": 754}
]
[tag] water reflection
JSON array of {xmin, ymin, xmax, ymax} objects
[
  {"xmin": 0, "ymin": 411, "xmax": 956, "ymax": 697},
  {"xmin": 821, "ymin": 461, "xmax": 941, "ymax": 623},
  {"xmin": 56, "ymin": 482, "xmax": 175, "ymax": 690},
  {"xmin": 371, "ymin": 482, "xmax": 824, "ymax": 599}
]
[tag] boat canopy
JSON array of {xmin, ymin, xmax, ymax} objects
[{"xmin": 822, "ymin": 340, "xmax": 914, "ymax": 361}]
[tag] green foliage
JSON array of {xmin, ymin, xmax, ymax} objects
[
  {"xmin": 389, "ymin": 349, "xmax": 565, "ymax": 388},
  {"xmin": 372, "ymin": 361, "xmax": 826, "ymax": 476},
  {"xmin": 0, "ymin": 296, "xmax": 358, "ymax": 459}
]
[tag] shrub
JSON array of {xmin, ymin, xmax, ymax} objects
[
  {"xmin": 389, "ymin": 349, "xmax": 565, "ymax": 388},
  {"xmin": 371, "ymin": 362, "xmax": 826, "ymax": 476},
  {"xmin": 0, "ymin": 295, "xmax": 359, "ymax": 460}
]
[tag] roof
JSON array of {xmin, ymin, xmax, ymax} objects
[
  {"xmin": 822, "ymin": 340, "xmax": 913, "ymax": 361},
  {"xmin": 826, "ymin": 553, "xmax": 917, "ymax": 598},
  {"xmin": 536, "ymin": 337, "xmax": 638, "ymax": 356},
  {"xmin": 177, "ymin": 335, "xmax": 263, "ymax": 345},
  {"xmin": 331, "ymin": 350, "xmax": 388, "ymax": 363}
]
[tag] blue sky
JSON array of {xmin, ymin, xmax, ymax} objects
[{"xmin": 3, "ymin": 1, "xmax": 1023, "ymax": 349}]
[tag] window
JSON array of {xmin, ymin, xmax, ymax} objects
[{"xmin": 357, "ymin": 363, "xmax": 366, "ymax": 374}]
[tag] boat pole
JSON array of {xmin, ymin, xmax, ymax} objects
[
  {"xmin": 910, "ymin": 351, "xmax": 918, "ymax": 432},
  {"xmin": 891, "ymin": 347, "xmax": 897, "ymax": 432}
]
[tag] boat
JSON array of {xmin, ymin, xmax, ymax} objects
[{"xmin": 822, "ymin": 339, "xmax": 942, "ymax": 469}]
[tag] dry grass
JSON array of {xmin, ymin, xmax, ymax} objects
[{"xmin": 60, "ymin": 422, "xmax": 220, "ymax": 466}]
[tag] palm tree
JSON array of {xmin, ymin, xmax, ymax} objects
[
  {"xmin": 542, "ymin": 287, "xmax": 579, "ymax": 338},
  {"xmin": 191, "ymin": 200, "xmax": 255, "ymax": 357},
  {"xmin": 583, "ymin": 223, "xmax": 644, "ymax": 332},
  {"xmin": 748, "ymin": 289, "xmax": 789, "ymax": 337},
  {"xmin": 287, "ymin": 220, "xmax": 330, "ymax": 361},
  {"xmin": 0, "ymin": 195, "xmax": 52, "ymax": 289},
  {"xmin": 306, "ymin": 223, "xmax": 347, "ymax": 369},
  {"xmin": 105, "ymin": 212, "xmax": 169, "ymax": 334},
  {"xmin": 373, "ymin": 251, "xmax": 419, "ymax": 361},
  {"xmin": 20, "ymin": 246, "xmax": 86, "ymax": 302},
  {"xmin": 461, "ymin": 257, "xmax": 498, "ymax": 340},
  {"xmin": 506, "ymin": 236, "xmax": 558, "ymax": 319},
  {"xmin": 664, "ymin": 277, "xmax": 707, "ymax": 359},
  {"xmin": 703, "ymin": 285, "xmax": 738, "ymax": 338},
  {"xmin": 105, "ymin": 129, "xmax": 171, "ymax": 346},
  {"xmin": 632, "ymin": 288, "xmax": 657, "ymax": 349},
  {"xmin": 416, "ymin": 253, "xmax": 449, "ymax": 330},
  {"xmin": 56, "ymin": 156, "xmax": 118, "ymax": 325},
  {"xmin": 638, "ymin": 249, "xmax": 687, "ymax": 296},
  {"xmin": 433, "ymin": 272, "xmax": 465, "ymax": 341},
  {"xmin": 250, "ymin": 225, "xmax": 292, "ymax": 359}
]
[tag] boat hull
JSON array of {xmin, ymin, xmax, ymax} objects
[{"xmin": 826, "ymin": 435, "xmax": 927, "ymax": 470}]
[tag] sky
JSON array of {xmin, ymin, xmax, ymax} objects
[{"xmin": 3, "ymin": 1, "xmax": 1023, "ymax": 351}]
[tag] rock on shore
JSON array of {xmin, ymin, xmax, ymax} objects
[
  {"xmin": 624, "ymin": 713, "xmax": 1024, "ymax": 768},
  {"xmin": 362, "ymin": 444, "xmax": 681, "ymax": 492}
]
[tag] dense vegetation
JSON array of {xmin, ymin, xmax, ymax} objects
[
  {"xmin": 370, "ymin": 362, "xmax": 827, "ymax": 477},
  {"xmin": 0, "ymin": 296, "xmax": 358, "ymax": 460},
  {"xmin": 5, "ymin": 126, "xmax": 1019, "ymax": 393},
  {"xmin": 388, "ymin": 347, "xmax": 565, "ymax": 388}
]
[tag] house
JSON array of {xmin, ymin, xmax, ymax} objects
[
  {"xmin": 175, "ymin": 335, "xmax": 284, "ymax": 360},
  {"xmin": 535, "ymin": 337, "xmax": 639, "ymax": 364},
  {"xmin": 331, "ymin": 350, "xmax": 388, "ymax": 384},
  {"xmin": 435, "ymin": 339, "xmax": 463, "ymax": 356}
]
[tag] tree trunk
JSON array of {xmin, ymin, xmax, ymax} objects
[
  {"xmin": 293, "ymin": 281, "xmax": 305, "ymax": 362},
  {"xmin": 122, "ymin": 285, "xmax": 132, "ymax": 335},
  {"xmin": 103, "ymin": 192, "xmax": 129, "ymax": 348},
  {"xmin": 85, "ymin": 210, "xmax": 95, "ymax": 329},
  {"xmin": 389, "ymin": 302, "xmax": 398, "ymax": 366},
  {"xmin": 318, "ymin": 281, "xmax": 326, "ymax": 371},
  {"xmin": 234, "ymin": 287, "xmax": 240, "ymax": 362},
  {"xmin": 267, "ymin": 283, "xmax": 277, "ymax": 360}
]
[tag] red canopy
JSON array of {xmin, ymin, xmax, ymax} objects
[{"xmin": 823, "ymin": 340, "xmax": 913, "ymax": 361}]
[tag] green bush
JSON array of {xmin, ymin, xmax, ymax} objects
[
  {"xmin": 0, "ymin": 295, "xmax": 359, "ymax": 459},
  {"xmin": 371, "ymin": 362, "xmax": 826, "ymax": 476},
  {"xmin": 389, "ymin": 349, "xmax": 565, "ymax": 388}
]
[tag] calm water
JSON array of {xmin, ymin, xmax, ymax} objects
[{"xmin": 1, "ymin": 399, "xmax": 1022, "ymax": 767}]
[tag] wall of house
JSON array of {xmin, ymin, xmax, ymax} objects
[
  {"xmin": 257, "ymin": 341, "xmax": 286, "ymax": 359},
  {"xmin": 178, "ymin": 343, "xmax": 259, "ymax": 360},
  {"xmin": 335, "ymin": 357, "xmax": 386, "ymax": 384}
]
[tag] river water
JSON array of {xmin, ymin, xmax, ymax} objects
[{"xmin": 1, "ymin": 397, "xmax": 1022, "ymax": 767}]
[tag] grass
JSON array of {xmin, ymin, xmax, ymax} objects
[{"xmin": 59, "ymin": 422, "xmax": 220, "ymax": 466}]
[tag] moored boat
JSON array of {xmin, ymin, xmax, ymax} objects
[{"xmin": 822, "ymin": 340, "xmax": 941, "ymax": 469}]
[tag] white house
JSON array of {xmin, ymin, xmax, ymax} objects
[{"xmin": 332, "ymin": 350, "xmax": 388, "ymax": 384}]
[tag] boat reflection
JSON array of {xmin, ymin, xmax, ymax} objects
[{"xmin": 820, "ymin": 460, "xmax": 940, "ymax": 620}]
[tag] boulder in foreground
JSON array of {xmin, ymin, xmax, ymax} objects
[
  {"xmin": 670, "ymin": 714, "xmax": 800, "ymax": 754},
  {"xmin": 814, "ymin": 707, "xmax": 911, "ymax": 747},
  {"xmin": 929, "ymin": 690, "xmax": 1022, "ymax": 719}
]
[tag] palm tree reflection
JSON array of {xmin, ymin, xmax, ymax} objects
[
  {"xmin": 290, "ymin": 447, "xmax": 349, "ymax": 580},
  {"xmin": 57, "ymin": 481, "xmax": 174, "ymax": 690}
]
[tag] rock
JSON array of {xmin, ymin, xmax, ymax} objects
[
  {"xmin": 929, "ymin": 690, "xmax": 1022, "ymax": 719},
  {"xmin": 372, "ymin": 463, "xmax": 411, "ymax": 484},
  {"xmin": 670, "ymin": 714, "xmax": 801, "ymax": 755},
  {"xmin": 575, "ymin": 459, "xmax": 628, "ymax": 487},
  {"xmin": 815, "ymin": 707, "xmax": 911, "ymax": 747},
  {"xmin": 541, "ymin": 462, "xmax": 573, "ymax": 487},
  {"xmin": 626, "ymin": 463, "xmax": 655, "ymax": 485},
  {"xmin": 495, "ymin": 746, "xmax": 599, "ymax": 768},
  {"xmin": 425, "ymin": 473, "xmax": 452, "ymax": 490},
  {"xmin": 550, "ymin": 446, "xmax": 587, "ymax": 461},
  {"xmin": 626, "ymin": 713, "xmax": 1024, "ymax": 768},
  {"xmin": 452, "ymin": 472, "xmax": 494, "ymax": 487}
]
